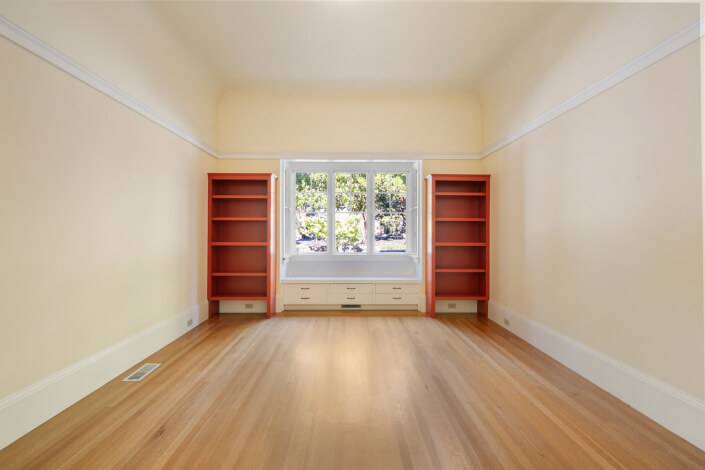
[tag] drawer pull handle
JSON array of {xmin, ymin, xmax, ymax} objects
[
  {"xmin": 392, "ymin": 287, "xmax": 402, "ymax": 290},
  {"xmin": 300, "ymin": 287, "xmax": 310, "ymax": 290},
  {"xmin": 346, "ymin": 297, "xmax": 355, "ymax": 300},
  {"xmin": 393, "ymin": 297, "xmax": 402, "ymax": 300},
  {"xmin": 346, "ymin": 287, "xmax": 356, "ymax": 290},
  {"xmin": 300, "ymin": 297, "xmax": 310, "ymax": 300}
]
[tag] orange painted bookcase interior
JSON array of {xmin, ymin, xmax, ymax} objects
[
  {"xmin": 208, "ymin": 173, "xmax": 277, "ymax": 318},
  {"xmin": 425, "ymin": 174, "xmax": 490, "ymax": 318}
]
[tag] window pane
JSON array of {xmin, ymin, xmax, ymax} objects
[
  {"xmin": 351, "ymin": 192, "xmax": 366, "ymax": 212},
  {"xmin": 296, "ymin": 213, "xmax": 327, "ymax": 253},
  {"xmin": 375, "ymin": 173, "xmax": 390, "ymax": 192},
  {"xmin": 335, "ymin": 193, "xmax": 351, "ymax": 212},
  {"xmin": 351, "ymin": 173, "xmax": 366, "ymax": 192},
  {"xmin": 310, "ymin": 173, "xmax": 327, "ymax": 192},
  {"xmin": 312, "ymin": 193, "xmax": 327, "ymax": 212},
  {"xmin": 336, "ymin": 193, "xmax": 366, "ymax": 212},
  {"xmin": 390, "ymin": 173, "xmax": 406, "ymax": 193},
  {"xmin": 375, "ymin": 213, "xmax": 406, "ymax": 252},
  {"xmin": 295, "ymin": 193, "xmax": 310, "ymax": 211},
  {"xmin": 335, "ymin": 173, "xmax": 351, "ymax": 192},
  {"xmin": 336, "ymin": 212, "xmax": 367, "ymax": 252},
  {"xmin": 291, "ymin": 165, "xmax": 412, "ymax": 256},
  {"xmin": 296, "ymin": 173, "xmax": 311, "ymax": 192},
  {"xmin": 375, "ymin": 193, "xmax": 389, "ymax": 213},
  {"xmin": 391, "ymin": 194, "xmax": 406, "ymax": 213}
]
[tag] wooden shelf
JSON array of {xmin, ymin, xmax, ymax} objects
[
  {"xmin": 212, "ymin": 195, "xmax": 267, "ymax": 199},
  {"xmin": 435, "ymin": 296, "xmax": 489, "ymax": 301},
  {"xmin": 434, "ymin": 242, "xmax": 487, "ymax": 247},
  {"xmin": 211, "ymin": 272, "xmax": 267, "ymax": 277},
  {"xmin": 435, "ymin": 218, "xmax": 485, "ymax": 222},
  {"xmin": 211, "ymin": 217, "xmax": 267, "ymax": 221},
  {"xmin": 435, "ymin": 192, "xmax": 486, "ymax": 197},
  {"xmin": 210, "ymin": 295, "xmax": 268, "ymax": 301},
  {"xmin": 210, "ymin": 242, "xmax": 267, "ymax": 246},
  {"xmin": 435, "ymin": 269, "xmax": 485, "ymax": 273}
]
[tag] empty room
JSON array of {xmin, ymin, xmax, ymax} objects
[{"xmin": 0, "ymin": 0, "xmax": 704, "ymax": 468}]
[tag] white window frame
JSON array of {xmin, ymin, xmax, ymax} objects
[{"xmin": 282, "ymin": 160, "xmax": 420, "ymax": 260}]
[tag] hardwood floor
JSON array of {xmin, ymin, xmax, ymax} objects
[{"xmin": 1, "ymin": 312, "xmax": 703, "ymax": 469}]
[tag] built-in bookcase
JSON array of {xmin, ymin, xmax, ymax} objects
[
  {"xmin": 208, "ymin": 173, "xmax": 277, "ymax": 318},
  {"xmin": 426, "ymin": 174, "xmax": 490, "ymax": 318}
]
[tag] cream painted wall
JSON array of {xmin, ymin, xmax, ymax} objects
[
  {"xmin": 479, "ymin": 2, "xmax": 699, "ymax": 147},
  {"xmin": 0, "ymin": 1, "xmax": 221, "ymax": 146},
  {"xmin": 0, "ymin": 35, "xmax": 215, "ymax": 399},
  {"xmin": 217, "ymin": 89, "xmax": 482, "ymax": 154},
  {"xmin": 480, "ymin": 5, "xmax": 703, "ymax": 402}
]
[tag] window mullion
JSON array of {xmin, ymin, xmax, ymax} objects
[
  {"xmin": 404, "ymin": 171, "xmax": 412, "ymax": 255},
  {"xmin": 327, "ymin": 171, "xmax": 335, "ymax": 255},
  {"xmin": 288, "ymin": 169, "xmax": 294, "ymax": 258},
  {"xmin": 367, "ymin": 171, "xmax": 374, "ymax": 255}
]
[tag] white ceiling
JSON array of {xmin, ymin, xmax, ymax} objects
[{"xmin": 150, "ymin": 1, "xmax": 557, "ymax": 91}]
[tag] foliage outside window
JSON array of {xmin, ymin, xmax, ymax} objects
[
  {"xmin": 288, "ymin": 162, "xmax": 416, "ymax": 257},
  {"xmin": 335, "ymin": 173, "xmax": 367, "ymax": 252},
  {"xmin": 295, "ymin": 172, "xmax": 327, "ymax": 252},
  {"xmin": 374, "ymin": 173, "xmax": 407, "ymax": 252}
]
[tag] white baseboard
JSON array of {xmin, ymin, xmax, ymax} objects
[
  {"xmin": 489, "ymin": 301, "xmax": 705, "ymax": 451},
  {"xmin": 0, "ymin": 301, "xmax": 208, "ymax": 451}
]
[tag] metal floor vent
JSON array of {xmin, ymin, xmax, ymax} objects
[
  {"xmin": 123, "ymin": 363, "xmax": 161, "ymax": 382},
  {"xmin": 341, "ymin": 304, "xmax": 362, "ymax": 309}
]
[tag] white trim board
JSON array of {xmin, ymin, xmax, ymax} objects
[
  {"xmin": 2, "ymin": 15, "xmax": 702, "ymax": 162},
  {"xmin": 489, "ymin": 301, "xmax": 705, "ymax": 452},
  {"xmin": 0, "ymin": 302, "xmax": 207, "ymax": 451}
]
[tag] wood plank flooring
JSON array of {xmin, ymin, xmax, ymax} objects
[{"xmin": 1, "ymin": 312, "xmax": 703, "ymax": 469}]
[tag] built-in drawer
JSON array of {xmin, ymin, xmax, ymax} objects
[
  {"xmin": 375, "ymin": 293, "xmax": 419, "ymax": 304},
  {"xmin": 329, "ymin": 283, "xmax": 374, "ymax": 294},
  {"xmin": 283, "ymin": 283, "xmax": 328, "ymax": 304},
  {"xmin": 375, "ymin": 284, "xmax": 419, "ymax": 294},
  {"xmin": 329, "ymin": 293, "xmax": 375, "ymax": 305}
]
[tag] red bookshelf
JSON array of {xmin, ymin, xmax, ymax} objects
[
  {"xmin": 426, "ymin": 174, "xmax": 490, "ymax": 318},
  {"xmin": 208, "ymin": 173, "xmax": 277, "ymax": 318}
]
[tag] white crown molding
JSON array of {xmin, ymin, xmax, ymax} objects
[
  {"xmin": 0, "ymin": 16, "xmax": 219, "ymax": 158},
  {"xmin": 489, "ymin": 301, "xmax": 705, "ymax": 452},
  {"xmin": 1, "ymin": 15, "xmax": 702, "ymax": 162},
  {"xmin": 481, "ymin": 17, "xmax": 705, "ymax": 159},
  {"xmin": 0, "ymin": 302, "xmax": 207, "ymax": 451}
]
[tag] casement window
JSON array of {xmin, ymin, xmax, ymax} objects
[{"xmin": 282, "ymin": 161, "xmax": 420, "ymax": 260}]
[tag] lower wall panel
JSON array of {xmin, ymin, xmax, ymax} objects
[
  {"xmin": 489, "ymin": 301, "xmax": 705, "ymax": 451},
  {"xmin": 0, "ymin": 302, "xmax": 208, "ymax": 451}
]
